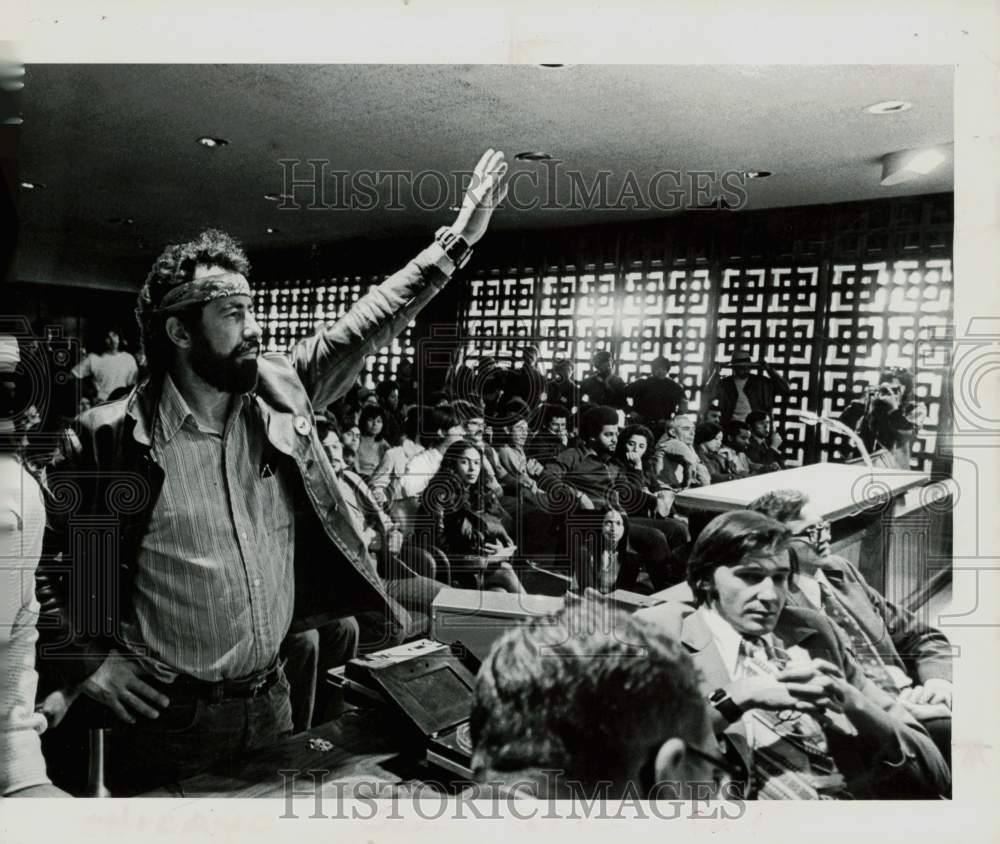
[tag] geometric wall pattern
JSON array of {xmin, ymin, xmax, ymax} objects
[
  {"xmin": 460, "ymin": 194, "xmax": 953, "ymax": 472},
  {"xmin": 254, "ymin": 273, "xmax": 415, "ymax": 391},
  {"xmin": 250, "ymin": 195, "xmax": 952, "ymax": 471}
]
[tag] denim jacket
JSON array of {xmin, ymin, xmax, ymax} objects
[{"xmin": 36, "ymin": 244, "xmax": 452, "ymax": 685}]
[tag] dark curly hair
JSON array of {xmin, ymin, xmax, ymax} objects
[
  {"xmin": 424, "ymin": 439, "xmax": 498, "ymax": 516},
  {"xmin": 359, "ymin": 404, "xmax": 387, "ymax": 440},
  {"xmin": 135, "ymin": 229, "xmax": 251, "ymax": 376}
]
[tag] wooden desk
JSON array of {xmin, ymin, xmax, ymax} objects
[
  {"xmin": 675, "ymin": 462, "xmax": 943, "ymax": 608},
  {"xmin": 142, "ymin": 707, "xmax": 447, "ymax": 798},
  {"xmin": 674, "ymin": 462, "xmax": 929, "ymax": 520}
]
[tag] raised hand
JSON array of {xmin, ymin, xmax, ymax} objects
[{"xmin": 450, "ymin": 149, "xmax": 509, "ymax": 246}]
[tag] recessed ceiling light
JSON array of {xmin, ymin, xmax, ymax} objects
[
  {"xmin": 19, "ymin": 181, "xmax": 44, "ymax": 190},
  {"xmin": 864, "ymin": 100, "xmax": 912, "ymax": 115},
  {"xmin": 266, "ymin": 227, "xmax": 279, "ymax": 234},
  {"xmin": 742, "ymin": 170, "xmax": 772, "ymax": 180},
  {"xmin": 515, "ymin": 151, "xmax": 553, "ymax": 161},
  {"xmin": 880, "ymin": 146, "xmax": 947, "ymax": 186},
  {"xmin": 264, "ymin": 192, "xmax": 293, "ymax": 202},
  {"xmin": 197, "ymin": 136, "xmax": 229, "ymax": 148}
]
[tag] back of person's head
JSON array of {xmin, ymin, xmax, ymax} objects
[
  {"xmin": 452, "ymin": 398, "xmax": 486, "ymax": 424},
  {"xmin": 471, "ymin": 601, "xmax": 708, "ymax": 795},
  {"xmin": 427, "ymin": 389, "xmax": 451, "ymax": 407},
  {"xmin": 136, "ymin": 229, "xmax": 250, "ymax": 376},
  {"xmin": 748, "ymin": 488, "xmax": 808, "ymax": 523},
  {"xmin": 420, "ymin": 404, "xmax": 458, "ymax": 448},
  {"xmin": 694, "ymin": 421, "xmax": 723, "ymax": 447},
  {"xmin": 402, "ymin": 405, "xmax": 421, "ymax": 442},
  {"xmin": 651, "ymin": 356, "xmax": 670, "ymax": 375},
  {"xmin": 687, "ymin": 510, "xmax": 792, "ymax": 606},
  {"xmin": 580, "ymin": 405, "xmax": 619, "ymax": 442}
]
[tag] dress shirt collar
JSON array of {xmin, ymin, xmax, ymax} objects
[
  {"xmin": 157, "ymin": 371, "xmax": 243, "ymax": 443},
  {"xmin": 696, "ymin": 604, "xmax": 775, "ymax": 680}
]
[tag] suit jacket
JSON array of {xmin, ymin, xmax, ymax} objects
[
  {"xmin": 787, "ymin": 555, "xmax": 952, "ymax": 684},
  {"xmin": 634, "ymin": 601, "xmax": 950, "ymax": 798}
]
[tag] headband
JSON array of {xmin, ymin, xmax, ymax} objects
[{"xmin": 155, "ymin": 272, "xmax": 253, "ymax": 313}]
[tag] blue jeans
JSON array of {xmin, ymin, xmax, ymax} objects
[{"xmin": 105, "ymin": 669, "xmax": 294, "ymax": 796}]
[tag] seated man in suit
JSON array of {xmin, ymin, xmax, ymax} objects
[
  {"xmin": 636, "ymin": 511, "xmax": 950, "ymax": 799},
  {"xmin": 749, "ymin": 489, "xmax": 952, "ymax": 761},
  {"xmin": 470, "ymin": 600, "xmax": 740, "ymax": 800}
]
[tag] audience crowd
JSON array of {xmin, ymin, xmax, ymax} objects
[{"xmin": 1, "ymin": 147, "xmax": 947, "ymax": 802}]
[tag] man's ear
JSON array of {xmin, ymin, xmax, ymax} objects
[
  {"xmin": 164, "ymin": 316, "xmax": 193, "ymax": 350},
  {"xmin": 652, "ymin": 737, "xmax": 687, "ymax": 787}
]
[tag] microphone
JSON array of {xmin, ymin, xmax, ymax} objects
[{"xmin": 798, "ymin": 410, "xmax": 873, "ymax": 467}]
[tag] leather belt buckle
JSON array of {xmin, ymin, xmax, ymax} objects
[{"xmin": 249, "ymin": 677, "xmax": 268, "ymax": 697}]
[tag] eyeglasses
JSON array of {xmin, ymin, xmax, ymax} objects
[
  {"xmin": 792, "ymin": 520, "xmax": 831, "ymax": 545},
  {"xmin": 638, "ymin": 737, "xmax": 743, "ymax": 797}
]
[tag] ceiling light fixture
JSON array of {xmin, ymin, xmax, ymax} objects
[
  {"xmin": 864, "ymin": 100, "xmax": 913, "ymax": 115},
  {"xmin": 266, "ymin": 227, "xmax": 279, "ymax": 234},
  {"xmin": 264, "ymin": 192, "xmax": 292, "ymax": 202},
  {"xmin": 197, "ymin": 136, "xmax": 229, "ymax": 148},
  {"xmin": 19, "ymin": 181, "xmax": 44, "ymax": 190},
  {"xmin": 742, "ymin": 170, "xmax": 772, "ymax": 180},
  {"xmin": 515, "ymin": 151, "xmax": 553, "ymax": 161},
  {"xmin": 880, "ymin": 146, "xmax": 946, "ymax": 186}
]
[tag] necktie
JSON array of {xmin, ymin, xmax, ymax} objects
[
  {"xmin": 739, "ymin": 637, "xmax": 849, "ymax": 800},
  {"xmin": 817, "ymin": 580, "xmax": 902, "ymax": 696}
]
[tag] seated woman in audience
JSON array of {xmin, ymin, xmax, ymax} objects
[
  {"xmin": 614, "ymin": 424, "xmax": 676, "ymax": 515},
  {"xmin": 356, "ymin": 405, "xmax": 390, "ymax": 481},
  {"xmin": 570, "ymin": 506, "xmax": 650, "ymax": 594},
  {"xmin": 694, "ymin": 421, "xmax": 748, "ymax": 484},
  {"xmin": 415, "ymin": 440, "xmax": 521, "ymax": 592}
]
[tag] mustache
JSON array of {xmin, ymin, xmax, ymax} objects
[{"xmin": 233, "ymin": 342, "xmax": 261, "ymax": 358}]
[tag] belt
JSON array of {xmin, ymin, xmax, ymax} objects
[{"xmin": 160, "ymin": 663, "xmax": 282, "ymax": 702}]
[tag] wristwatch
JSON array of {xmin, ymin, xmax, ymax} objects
[
  {"xmin": 434, "ymin": 226, "xmax": 472, "ymax": 273},
  {"xmin": 708, "ymin": 688, "xmax": 743, "ymax": 724}
]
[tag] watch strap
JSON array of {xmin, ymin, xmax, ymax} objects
[{"xmin": 709, "ymin": 688, "xmax": 743, "ymax": 724}]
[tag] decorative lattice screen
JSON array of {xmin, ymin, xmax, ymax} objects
[
  {"xmin": 255, "ymin": 274, "xmax": 416, "ymax": 389},
  {"xmin": 458, "ymin": 195, "xmax": 953, "ymax": 471}
]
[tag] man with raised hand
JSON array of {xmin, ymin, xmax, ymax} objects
[{"xmin": 37, "ymin": 149, "xmax": 508, "ymax": 795}]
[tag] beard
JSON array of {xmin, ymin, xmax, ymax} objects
[{"xmin": 189, "ymin": 332, "xmax": 260, "ymax": 394}]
